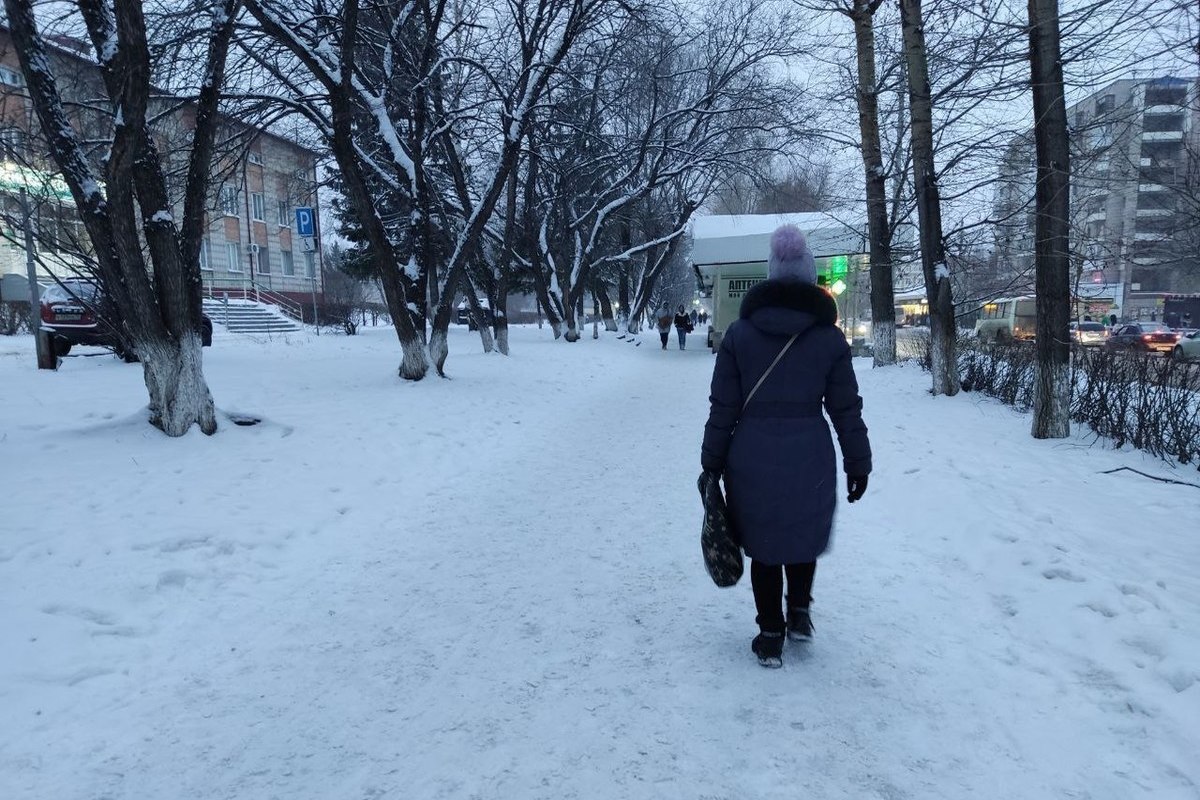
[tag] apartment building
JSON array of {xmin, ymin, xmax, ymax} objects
[
  {"xmin": 992, "ymin": 75, "xmax": 1199, "ymax": 320},
  {"xmin": 0, "ymin": 28, "xmax": 324, "ymax": 311}
]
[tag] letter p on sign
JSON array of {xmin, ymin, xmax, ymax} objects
[{"xmin": 295, "ymin": 207, "xmax": 315, "ymax": 237}]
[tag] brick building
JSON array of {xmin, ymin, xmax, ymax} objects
[{"xmin": 0, "ymin": 28, "xmax": 324, "ymax": 313}]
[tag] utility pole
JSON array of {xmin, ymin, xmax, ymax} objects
[{"xmin": 20, "ymin": 189, "xmax": 54, "ymax": 369}]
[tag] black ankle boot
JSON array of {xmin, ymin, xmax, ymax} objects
[
  {"xmin": 752, "ymin": 630, "xmax": 785, "ymax": 668},
  {"xmin": 787, "ymin": 606, "xmax": 813, "ymax": 642}
]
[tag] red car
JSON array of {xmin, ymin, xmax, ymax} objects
[{"xmin": 41, "ymin": 280, "xmax": 212, "ymax": 359}]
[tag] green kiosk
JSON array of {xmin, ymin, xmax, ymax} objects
[{"xmin": 691, "ymin": 213, "xmax": 868, "ymax": 352}]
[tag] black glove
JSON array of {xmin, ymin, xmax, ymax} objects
[
  {"xmin": 847, "ymin": 475, "xmax": 869, "ymax": 503},
  {"xmin": 698, "ymin": 469, "xmax": 720, "ymax": 497}
]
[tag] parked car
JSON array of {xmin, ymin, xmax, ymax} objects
[
  {"xmin": 1069, "ymin": 320, "xmax": 1109, "ymax": 346},
  {"xmin": 455, "ymin": 299, "xmax": 493, "ymax": 331},
  {"xmin": 1173, "ymin": 330, "xmax": 1200, "ymax": 362},
  {"xmin": 1104, "ymin": 321, "xmax": 1179, "ymax": 354},
  {"xmin": 41, "ymin": 280, "xmax": 213, "ymax": 359}
]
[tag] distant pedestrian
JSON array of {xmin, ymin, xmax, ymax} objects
[
  {"xmin": 690, "ymin": 309, "xmax": 699, "ymax": 327},
  {"xmin": 674, "ymin": 305, "xmax": 691, "ymax": 350},
  {"xmin": 656, "ymin": 304, "xmax": 673, "ymax": 350},
  {"xmin": 701, "ymin": 224, "xmax": 872, "ymax": 669}
]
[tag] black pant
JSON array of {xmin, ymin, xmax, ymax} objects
[
  {"xmin": 659, "ymin": 331, "xmax": 669, "ymax": 347},
  {"xmin": 751, "ymin": 560, "xmax": 816, "ymax": 633}
]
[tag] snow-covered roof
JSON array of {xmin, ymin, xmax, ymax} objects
[
  {"xmin": 894, "ymin": 288, "xmax": 928, "ymax": 303},
  {"xmin": 690, "ymin": 212, "xmax": 866, "ymax": 267}
]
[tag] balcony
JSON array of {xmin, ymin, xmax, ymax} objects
[
  {"xmin": 1133, "ymin": 231, "xmax": 1169, "ymax": 242},
  {"xmin": 1085, "ymin": 211, "xmax": 1107, "ymax": 223},
  {"xmin": 1142, "ymin": 130, "xmax": 1185, "ymax": 142},
  {"xmin": 1144, "ymin": 104, "xmax": 1184, "ymax": 116},
  {"xmin": 1135, "ymin": 207, "xmax": 1174, "ymax": 217}
]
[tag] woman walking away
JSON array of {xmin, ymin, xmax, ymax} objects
[
  {"xmin": 700, "ymin": 224, "xmax": 871, "ymax": 668},
  {"xmin": 656, "ymin": 304, "xmax": 673, "ymax": 350},
  {"xmin": 674, "ymin": 306, "xmax": 691, "ymax": 350}
]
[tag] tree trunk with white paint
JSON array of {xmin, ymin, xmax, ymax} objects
[
  {"xmin": 851, "ymin": 0, "xmax": 898, "ymax": 367},
  {"xmin": 900, "ymin": 0, "xmax": 959, "ymax": 396}
]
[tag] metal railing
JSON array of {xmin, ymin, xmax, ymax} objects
[{"xmin": 201, "ymin": 274, "xmax": 305, "ymax": 323}]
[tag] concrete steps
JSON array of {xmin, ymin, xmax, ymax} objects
[{"xmin": 202, "ymin": 299, "xmax": 303, "ymax": 334}]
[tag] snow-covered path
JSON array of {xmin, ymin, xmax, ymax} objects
[{"xmin": 1, "ymin": 327, "xmax": 1198, "ymax": 799}]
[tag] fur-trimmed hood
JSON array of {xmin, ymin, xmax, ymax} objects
[{"xmin": 739, "ymin": 278, "xmax": 838, "ymax": 336}]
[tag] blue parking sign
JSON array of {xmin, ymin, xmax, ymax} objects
[{"xmin": 295, "ymin": 207, "xmax": 315, "ymax": 237}]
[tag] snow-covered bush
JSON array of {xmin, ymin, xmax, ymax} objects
[
  {"xmin": 0, "ymin": 301, "xmax": 31, "ymax": 336},
  {"xmin": 954, "ymin": 340, "xmax": 1200, "ymax": 470}
]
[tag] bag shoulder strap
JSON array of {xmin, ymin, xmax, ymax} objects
[{"xmin": 742, "ymin": 332, "xmax": 800, "ymax": 411}]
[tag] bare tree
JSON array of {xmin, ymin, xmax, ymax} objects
[
  {"xmin": 900, "ymin": 0, "xmax": 959, "ymax": 395},
  {"xmin": 241, "ymin": 0, "xmax": 432, "ymax": 379},
  {"xmin": 1027, "ymin": 0, "xmax": 1071, "ymax": 438},
  {"xmin": 850, "ymin": 0, "xmax": 897, "ymax": 365},
  {"xmin": 4, "ymin": 0, "xmax": 241, "ymax": 435},
  {"xmin": 521, "ymin": 0, "xmax": 804, "ymax": 341}
]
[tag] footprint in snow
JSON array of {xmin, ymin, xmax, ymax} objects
[
  {"xmin": 1081, "ymin": 601, "xmax": 1119, "ymax": 618},
  {"xmin": 1042, "ymin": 567, "xmax": 1086, "ymax": 582},
  {"xmin": 1159, "ymin": 668, "xmax": 1197, "ymax": 694},
  {"xmin": 992, "ymin": 594, "xmax": 1019, "ymax": 617},
  {"xmin": 41, "ymin": 604, "xmax": 116, "ymax": 626}
]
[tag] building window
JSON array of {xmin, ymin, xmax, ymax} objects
[
  {"xmin": 277, "ymin": 200, "xmax": 290, "ymax": 227},
  {"xmin": 220, "ymin": 186, "xmax": 239, "ymax": 216},
  {"xmin": 0, "ymin": 127, "xmax": 26, "ymax": 161},
  {"xmin": 281, "ymin": 250, "xmax": 295, "ymax": 276},
  {"xmin": 257, "ymin": 245, "xmax": 270, "ymax": 274},
  {"xmin": 1143, "ymin": 113, "xmax": 1184, "ymax": 133},
  {"xmin": 1136, "ymin": 216, "xmax": 1177, "ymax": 235},
  {"xmin": 226, "ymin": 241, "xmax": 241, "ymax": 272},
  {"xmin": 1144, "ymin": 82, "xmax": 1187, "ymax": 107},
  {"xmin": 0, "ymin": 66, "xmax": 25, "ymax": 87},
  {"xmin": 1130, "ymin": 267, "xmax": 1170, "ymax": 291},
  {"xmin": 251, "ymin": 193, "xmax": 265, "ymax": 221},
  {"xmin": 1137, "ymin": 192, "xmax": 1175, "ymax": 211},
  {"xmin": 1131, "ymin": 240, "xmax": 1172, "ymax": 261},
  {"xmin": 1095, "ymin": 94, "xmax": 1115, "ymax": 115},
  {"xmin": 199, "ymin": 238, "xmax": 212, "ymax": 271},
  {"xmin": 304, "ymin": 251, "xmax": 316, "ymax": 278},
  {"xmin": 248, "ymin": 151, "xmax": 263, "ymax": 165}
]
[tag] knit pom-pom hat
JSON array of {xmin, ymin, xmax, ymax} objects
[{"xmin": 768, "ymin": 224, "xmax": 816, "ymax": 284}]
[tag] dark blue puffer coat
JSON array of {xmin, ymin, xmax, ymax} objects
[{"xmin": 701, "ymin": 279, "xmax": 872, "ymax": 565}]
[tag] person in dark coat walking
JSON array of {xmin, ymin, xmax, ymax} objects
[
  {"xmin": 700, "ymin": 224, "xmax": 872, "ymax": 668},
  {"xmin": 674, "ymin": 306, "xmax": 691, "ymax": 350}
]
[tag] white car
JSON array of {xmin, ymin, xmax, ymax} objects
[
  {"xmin": 1070, "ymin": 321, "xmax": 1108, "ymax": 346},
  {"xmin": 1172, "ymin": 330, "xmax": 1200, "ymax": 362}
]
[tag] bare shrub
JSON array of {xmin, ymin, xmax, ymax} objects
[
  {"xmin": 943, "ymin": 339, "xmax": 1200, "ymax": 470},
  {"xmin": 0, "ymin": 301, "xmax": 31, "ymax": 335}
]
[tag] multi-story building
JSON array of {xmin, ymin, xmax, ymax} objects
[
  {"xmin": 0, "ymin": 28, "xmax": 325, "ymax": 314},
  {"xmin": 992, "ymin": 75, "xmax": 1199, "ymax": 320},
  {"xmin": 991, "ymin": 131, "xmax": 1037, "ymax": 293}
]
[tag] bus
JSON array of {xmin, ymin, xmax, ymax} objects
[{"xmin": 974, "ymin": 296, "xmax": 1037, "ymax": 342}]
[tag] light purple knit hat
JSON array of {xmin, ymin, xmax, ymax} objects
[{"xmin": 768, "ymin": 224, "xmax": 816, "ymax": 284}]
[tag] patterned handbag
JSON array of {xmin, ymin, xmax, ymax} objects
[{"xmin": 699, "ymin": 471, "xmax": 742, "ymax": 587}]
